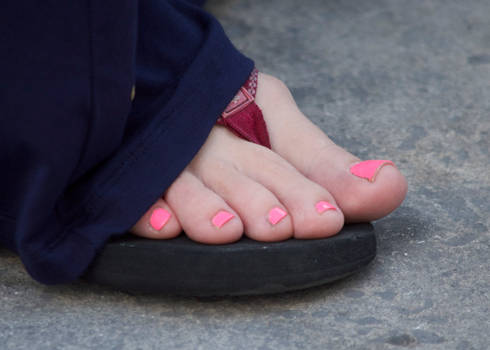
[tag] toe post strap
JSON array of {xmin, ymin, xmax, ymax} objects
[{"xmin": 217, "ymin": 68, "xmax": 271, "ymax": 149}]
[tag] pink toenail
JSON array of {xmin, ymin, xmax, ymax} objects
[
  {"xmin": 315, "ymin": 201, "xmax": 337, "ymax": 214},
  {"xmin": 350, "ymin": 160, "xmax": 395, "ymax": 182},
  {"xmin": 268, "ymin": 207, "xmax": 287, "ymax": 225},
  {"xmin": 150, "ymin": 208, "xmax": 171, "ymax": 231},
  {"xmin": 212, "ymin": 210, "xmax": 235, "ymax": 228}
]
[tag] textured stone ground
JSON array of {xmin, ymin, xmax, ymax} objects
[{"xmin": 1, "ymin": 0, "xmax": 488, "ymax": 349}]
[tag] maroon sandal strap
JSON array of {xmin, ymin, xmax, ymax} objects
[{"xmin": 217, "ymin": 68, "xmax": 271, "ymax": 149}]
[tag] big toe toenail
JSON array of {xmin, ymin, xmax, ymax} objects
[{"xmin": 350, "ymin": 160, "xmax": 395, "ymax": 182}]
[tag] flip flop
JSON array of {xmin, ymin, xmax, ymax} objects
[
  {"xmin": 83, "ymin": 70, "xmax": 376, "ymax": 296},
  {"xmin": 82, "ymin": 223, "xmax": 376, "ymax": 296}
]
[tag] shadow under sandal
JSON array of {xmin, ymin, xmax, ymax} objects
[{"xmin": 82, "ymin": 69, "xmax": 377, "ymax": 296}]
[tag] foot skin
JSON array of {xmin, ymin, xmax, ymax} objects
[{"xmin": 131, "ymin": 73, "xmax": 407, "ymax": 244}]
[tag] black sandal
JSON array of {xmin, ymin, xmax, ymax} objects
[
  {"xmin": 83, "ymin": 70, "xmax": 376, "ymax": 296},
  {"xmin": 83, "ymin": 223, "xmax": 375, "ymax": 296}
]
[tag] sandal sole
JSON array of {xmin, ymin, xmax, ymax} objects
[{"xmin": 83, "ymin": 223, "xmax": 376, "ymax": 296}]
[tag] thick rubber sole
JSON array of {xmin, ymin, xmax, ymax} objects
[{"xmin": 82, "ymin": 223, "xmax": 376, "ymax": 296}]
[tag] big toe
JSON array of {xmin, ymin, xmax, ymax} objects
[
  {"xmin": 344, "ymin": 159, "xmax": 408, "ymax": 221},
  {"xmin": 254, "ymin": 72, "xmax": 407, "ymax": 222}
]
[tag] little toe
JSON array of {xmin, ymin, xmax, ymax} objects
[
  {"xmin": 164, "ymin": 170, "xmax": 243, "ymax": 244},
  {"xmin": 130, "ymin": 198, "xmax": 181, "ymax": 239}
]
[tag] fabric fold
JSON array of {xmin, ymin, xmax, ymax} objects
[{"xmin": 0, "ymin": 0, "xmax": 253, "ymax": 284}]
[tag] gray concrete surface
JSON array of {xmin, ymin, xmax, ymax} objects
[{"xmin": 1, "ymin": 0, "xmax": 489, "ymax": 349}]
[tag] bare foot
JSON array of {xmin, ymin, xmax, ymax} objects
[{"xmin": 130, "ymin": 73, "xmax": 407, "ymax": 243}]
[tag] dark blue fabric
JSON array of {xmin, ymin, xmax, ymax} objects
[{"xmin": 0, "ymin": 0, "xmax": 253, "ymax": 284}]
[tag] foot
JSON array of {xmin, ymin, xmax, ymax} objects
[{"xmin": 130, "ymin": 73, "xmax": 407, "ymax": 243}]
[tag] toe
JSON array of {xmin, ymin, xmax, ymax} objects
[
  {"xmin": 130, "ymin": 198, "xmax": 181, "ymax": 239},
  {"xmin": 343, "ymin": 158, "xmax": 408, "ymax": 221},
  {"xmin": 164, "ymin": 170, "xmax": 244, "ymax": 244},
  {"xmin": 304, "ymin": 147, "xmax": 407, "ymax": 222},
  {"xmin": 191, "ymin": 155, "xmax": 294, "ymax": 242},
  {"xmin": 255, "ymin": 73, "xmax": 407, "ymax": 222},
  {"xmin": 237, "ymin": 145, "xmax": 345, "ymax": 239}
]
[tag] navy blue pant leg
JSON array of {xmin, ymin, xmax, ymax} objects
[{"xmin": 0, "ymin": 0, "xmax": 253, "ymax": 284}]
